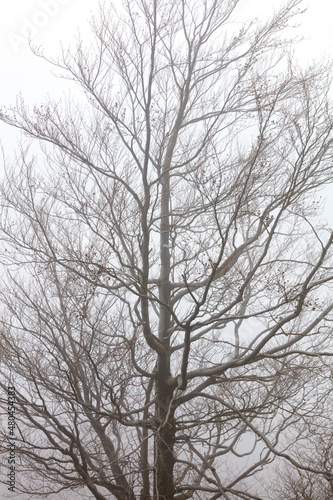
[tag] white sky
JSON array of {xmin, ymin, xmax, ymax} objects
[
  {"xmin": 0, "ymin": 0, "xmax": 332, "ymax": 219},
  {"xmin": 0, "ymin": 1, "xmax": 332, "ymax": 498},
  {"xmin": 0, "ymin": 0, "xmax": 330, "ymax": 107},
  {"xmin": 0, "ymin": 0, "xmax": 332, "ymax": 183},
  {"xmin": 0, "ymin": 0, "xmax": 333, "ymax": 103},
  {"xmin": 2, "ymin": 0, "xmax": 332, "ymax": 219}
]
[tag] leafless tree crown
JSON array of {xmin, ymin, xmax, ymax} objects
[{"xmin": 1, "ymin": 0, "xmax": 333, "ymax": 499}]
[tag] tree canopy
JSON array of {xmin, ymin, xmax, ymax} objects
[{"xmin": 1, "ymin": 1, "xmax": 333, "ymax": 499}]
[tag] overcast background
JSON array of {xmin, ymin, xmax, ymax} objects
[
  {"xmin": 1, "ymin": 0, "xmax": 333, "ymax": 178},
  {"xmin": 1, "ymin": 0, "xmax": 333, "ymax": 105},
  {"xmin": 0, "ymin": 0, "xmax": 333, "ymax": 498}
]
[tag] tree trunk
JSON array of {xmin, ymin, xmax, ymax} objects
[{"xmin": 155, "ymin": 355, "xmax": 176, "ymax": 500}]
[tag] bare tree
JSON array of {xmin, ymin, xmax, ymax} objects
[
  {"xmin": 1, "ymin": 0, "xmax": 333, "ymax": 498},
  {"xmin": 270, "ymin": 379, "xmax": 333, "ymax": 500},
  {"xmin": 274, "ymin": 457, "xmax": 333, "ymax": 500}
]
